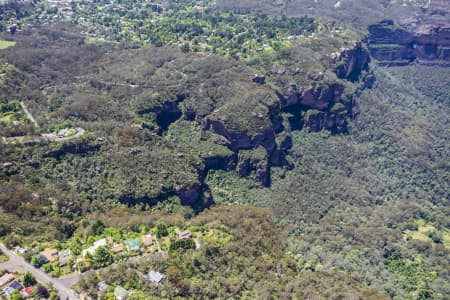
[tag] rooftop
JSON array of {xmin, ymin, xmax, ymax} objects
[
  {"xmin": 148, "ymin": 271, "xmax": 165, "ymax": 283},
  {"xmin": 21, "ymin": 286, "xmax": 35, "ymax": 297},
  {"xmin": 114, "ymin": 286, "xmax": 129, "ymax": 300},
  {"xmin": 112, "ymin": 243, "xmax": 124, "ymax": 253},
  {"xmin": 0, "ymin": 273, "xmax": 14, "ymax": 287},
  {"xmin": 82, "ymin": 238, "xmax": 108, "ymax": 256},
  {"xmin": 141, "ymin": 234, "xmax": 155, "ymax": 246},
  {"xmin": 5, "ymin": 281, "xmax": 23, "ymax": 295},
  {"xmin": 175, "ymin": 228, "xmax": 193, "ymax": 240},
  {"xmin": 41, "ymin": 248, "xmax": 58, "ymax": 263},
  {"xmin": 126, "ymin": 239, "xmax": 140, "ymax": 251},
  {"xmin": 97, "ymin": 282, "xmax": 109, "ymax": 291}
]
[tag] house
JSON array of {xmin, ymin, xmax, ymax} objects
[
  {"xmin": 147, "ymin": 271, "xmax": 164, "ymax": 283},
  {"xmin": 0, "ymin": 273, "xmax": 14, "ymax": 287},
  {"xmin": 114, "ymin": 286, "xmax": 129, "ymax": 300},
  {"xmin": 141, "ymin": 234, "xmax": 154, "ymax": 247},
  {"xmin": 111, "ymin": 243, "xmax": 124, "ymax": 253},
  {"xmin": 175, "ymin": 228, "xmax": 192, "ymax": 240},
  {"xmin": 59, "ymin": 249, "xmax": 72, "ymax": 267},
  {"xmin": 4, "ymin": 280, "xmax": 23, "ymax": 296},
  {"xmin": 126, "ymin": 239, "xmax": 139, "ymax": 251},
  {"xmin": 14, "ymin": 247, "xmax": 28, "ymax": 254},
  {"xmin": 41, "ymin": 248, "xmax": 58, "ymax": 263},
  {"xmin": 21, "ymin": 286, "xmax": 35, "ymax": 298},
  {"xmin": 82, "ymin": 238, "xmax": 107, "ymax": 256},
  {"xmin": 97, "ymin": 282, "xmax": 109, "ymax": 292},
  {"xmin": 57, "ymin": 129, "xmax": 68, "ymax": 137}
]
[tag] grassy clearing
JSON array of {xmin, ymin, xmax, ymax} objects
[
  {"xmin": 0, "ymin": 40, "xmax": 16, "ymax": 50},
  {"xmin": 404, "ymin": 219, "xmax": 450, "ymax": 249}
]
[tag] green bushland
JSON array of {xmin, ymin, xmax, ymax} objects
[
  {"xmin": 0, "ymin": 2, "xmax": 448, "ymax": 299},
  {"xmin": 74, "ymin": 205, "xmax": 386, "ymax": 299}
]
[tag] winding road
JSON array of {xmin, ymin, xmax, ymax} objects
[
  {"xmin": 2, "ymin": 99, "xmax": 86, "ymax": 146},
  {"xmin": 0, "ymin": 243, "xmax": 80, "ymax": 300},
  {"xmin": 1, "ymin": 127, "xmax": 85, "ymax": 145}
]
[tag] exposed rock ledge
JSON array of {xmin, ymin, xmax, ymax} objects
[
  {"xmin": 368, "ymin": 19, "xmax": 450, "ymax": 66},
  {"xmin": 200, "ymin": 41, "xmax": 370, "ymax": 186}
]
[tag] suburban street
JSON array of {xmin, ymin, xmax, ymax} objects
[{"xmin": 0, "ymin": 243, "xmax": 81, "ymax": 300}]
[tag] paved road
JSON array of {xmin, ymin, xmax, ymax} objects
[
  {"xmin": 0, "ymin": 243, "xmax": 81, "ymax": 300},
  {"xmin": 20, "ymin": 101, "xmax": 39, "ymax": 128},
  {"xmin": 42, "ymin": 127, "xmax": 86, "ymax": 142}
]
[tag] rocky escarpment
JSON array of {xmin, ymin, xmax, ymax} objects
[
  {"xmin": 277, "ymin": 42, "xmax": 369, "ymax": 134},
  {"xmin": 0, "ymin": 25, "xmax": 374, "ymax": 210},
  {"xmin": 200, "ymin": 42, "xmax": 370, "ymax": 186},
  {"xmin": 279, "ymin": 82, "xmax": 351, "ymax": 134},
  {"xmin": 368, "ymin": 19, "xmax": 450, "ymax": 66},
  {"xmin": 333, "ymin": 42, "xmax": 371, "ymax": 82}
]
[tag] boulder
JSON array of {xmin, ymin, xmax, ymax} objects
[{"xmin": 252, "ymin": 74, "xmax": 266, "ymax": 84}]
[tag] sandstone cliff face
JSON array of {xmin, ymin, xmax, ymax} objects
[
  {"xmin": 305, "ymin": 110, "xmax": 349, "ymax": 134},
  {"xmin": 296, "ymin": 42, "xmax": 368, "ymax": 133},
  {"xmin": 237, "ymin": 147, "xmax": 270, "ymax": 187},
  {"xmin": 369, "ymin": 19, "xmax": 450, "ymax": 65},
  {"xmin": 205, "ymin": 115, "xmax": 276, "ymax": 186},
  {"xmin": 333, "ymin": 42, "xmax": 371, "ymax": 82},
  {"xmin": 281, "ymin": 83, "xmax": 345, "ymax": 110},
  {"xmin": 197, "ymin": 41, "xmax": 370, "ymax": 186}
]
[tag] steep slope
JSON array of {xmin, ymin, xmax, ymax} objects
[
  {"xmin": 206, "ymin": 63, "xmax": 450, "ymax": 298},
  {"xmin": 0, "ymin": 1, "xmax": 448, "ymax": 299}
]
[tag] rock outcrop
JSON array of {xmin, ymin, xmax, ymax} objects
[
  {"xmin": 305, "ymin": 109, "xmax": 350, "ymax": 134},
  {"xmin": 205, "ymin": 116, "xmax": 276, "ymax": 186},
  {"xmin": 368, "ymin": 19, "xmax": 450, "ymax": 66},
  {"xmin": 279, "ymin": 42, "xmax": 369, "ymax": 133},
  {"xmin": 199, "ymin": 41, "xmax": 371, "ymax": 186},
  {"xmin": 237, "ymin": 147, "xmax": 270, "ymax": 187},
  {"xmin": 333, "ymin": 42, "xmax": 370, "ymax": 82},
  {"xmin": 278, "ymin": 81, "xmax": 354, "ymax": 133}
]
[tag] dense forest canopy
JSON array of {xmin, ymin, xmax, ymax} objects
[{"xmin": 0, "ymin": 0, "xmax": 449, "ymax": 299}]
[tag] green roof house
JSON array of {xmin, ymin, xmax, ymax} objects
[{"xmin": 126, "ymin": 239, "xmax": 140, "ymax": 251}]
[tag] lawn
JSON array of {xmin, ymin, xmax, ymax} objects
[
  {"xmin": 0, "ymin": 112, "xmax": 27, "ymax": 124},
  {"xmin": 0, "ymin": 40, "xmax": 16, "ymax": 50}
]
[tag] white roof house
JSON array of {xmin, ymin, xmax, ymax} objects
[
  {"xmin": 82, "ymin": 238, "xmax": 107, "ymax": 256},
  {"xmin": 114, "ymin": 286, "xmax": 129, "ymax": 300},
  {"xmin": 148, "ymin": 271, "xmax": 165, "ymax": 283}
]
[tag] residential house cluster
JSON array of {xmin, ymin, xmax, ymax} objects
[
  {"xmin": 92, "ymin": 228, "xmax": 202, "ymax": 299},
  {"xmin": 39, "ymin": 247, "xmax": 73, "ymax": 267},
  {"xmin": 0, "ymin": 272, "xmax": 35, "ymax": 298},
  {"xmin": 100, "ymin": 269, "xmax": 165, "ymax": 300},
  {"xmin": 82, "ymin": 234, "xmax": 157, "ymax": 259}
]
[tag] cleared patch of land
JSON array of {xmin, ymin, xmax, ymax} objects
[
  {"xmin": 0, "ymin": 40, "xmax": 16, "ymax": 50},
  {"xmin": 404, "ymin": 219, "xmax": 450, "ymax": 249}
]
